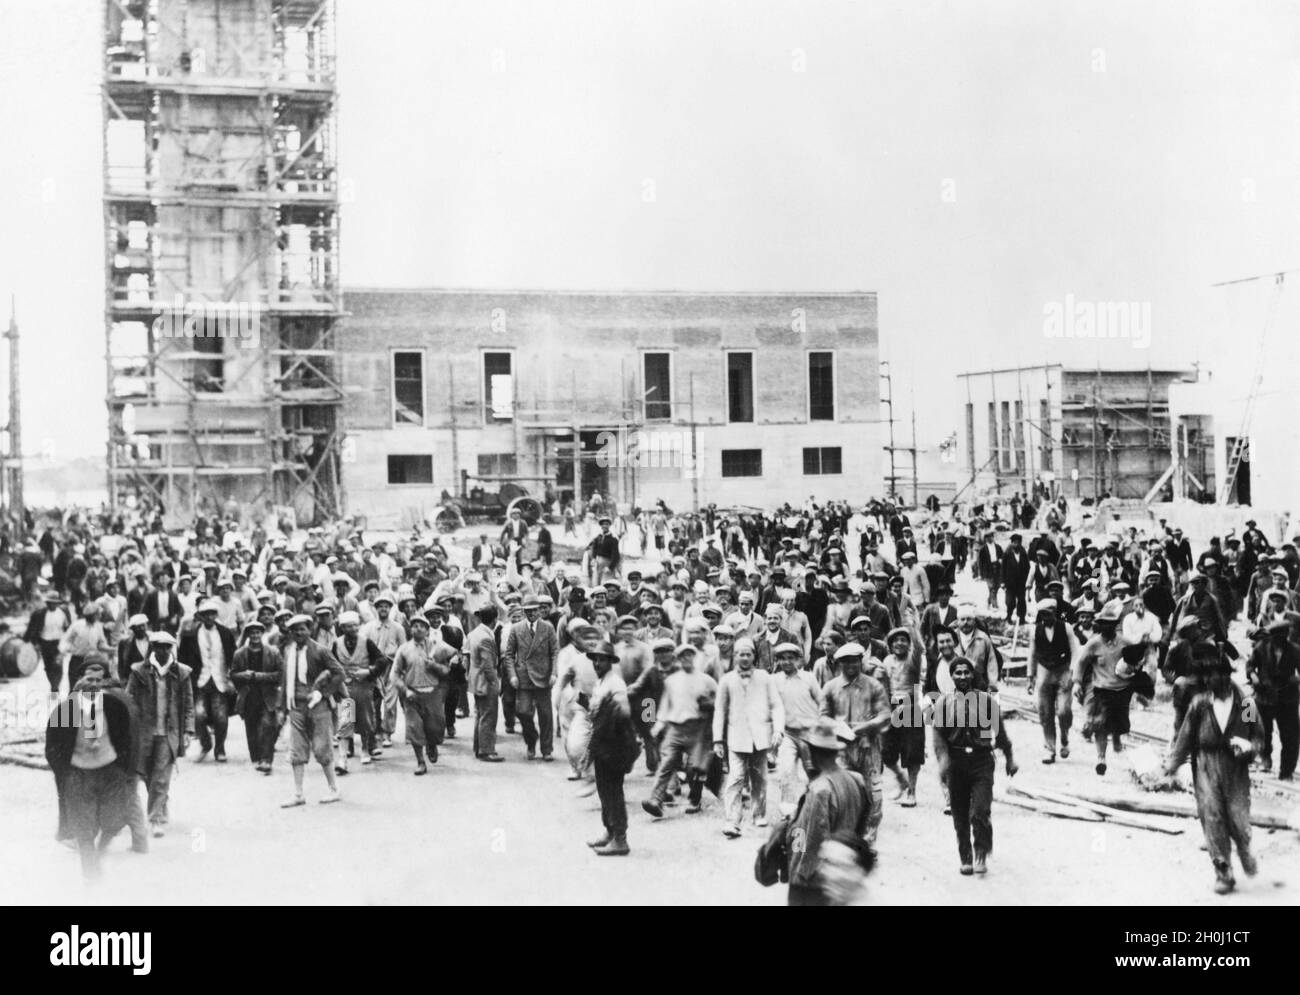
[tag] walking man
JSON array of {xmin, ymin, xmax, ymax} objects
[
  {"xmin": 642, "ymin": 643, "xmax": 718, "ymax": 819},
  {"xmin": 279, "ymin": 614, "xmax": 344, "ymax": 805},
  {"xmin": 125, "ymin": 632, "xmax": 194, "ymax": 837},
  {"xmin": 391, "ymin": 615, "xmax": 451, "ymax": 774},
  {"xmin": 713, "ymin": 637, "xmax": 785, "ymax": 838},
  {"xmin": 230, "ymin": 619, "xmax": 282, "ymax": 773},
  {"xmin": 819, "ymin": 642, "xmax": 890, "ymax": 848},
  {"xmin": 587, "ymin": 639, "xmax": 636, "ymax": 856},
  {"xmin": 933, "ymin": 658, "xmax": 1018, "ymax": 875},
  {"xmin": 1027, "ymin": 599, "xmax": 1079, "ymax": 764},
  {"xmin": 468, "ymin": 605, "xmax": 505, "ymax": 762},
  {"xmin": 504, "ymin": 595, "xmax": 558, "ymax": 761}
]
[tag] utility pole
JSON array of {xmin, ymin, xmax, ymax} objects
[
  {"xmin": 910, "ymin": 403, "xmax": 919, "ymax": 507},
  {"xmin": 689, "ymin": 372, "xmax": 699, "ymax": 514},
  {"xmin": 881, "ymin": 362, "xmax": 896, "ymax": 500},
  {"xmin": 6, "ymin": 296, "xmax": 21, "ymax": 523},
  {"xmin": 448, "ymin": 360, "xmax": 459, "ymax": 497},
  {"xmin": 1092, "ymin": 368, "xmax": 1101, "ymax": 502}
]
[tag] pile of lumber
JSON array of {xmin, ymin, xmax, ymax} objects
[{"xmin": 999, "ymin": 782, "xmax": 1294, "ymax": 832}]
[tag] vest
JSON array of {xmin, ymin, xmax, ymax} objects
[{"xmin": 1034, "ymin": 618, "xmax": 1071, "ymax": 668}]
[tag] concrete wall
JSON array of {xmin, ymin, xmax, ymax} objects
[{"xmin": 338, "ymin": 290, "xmax": 882, "ymax": 525}]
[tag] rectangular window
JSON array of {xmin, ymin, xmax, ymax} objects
[
  {"xmin": 387, "ymin": 454, "xmax": 432, "ymax": 484},
  {"xmin": 1040, "ymin": 398, "xmax": 1053, "ymax": 469},
  {"xmin": 392, "ymin": 351, "xmax": 424, "ymax": 426},
  {"xmin": 803, "ymin": 446, "xmax": 842, "ymax": 475},
  {"xmin": 721, "ymin": 448, "xmax": 762, "ymax": 477},
  {"xmin": 808, "ymin": 351, "xmax": 834, "ymax": 421},
  {"xmin": 476, "ymin": 453, "xmax": 518, "ymax": 476},
  {"xmin": 484, "ymin": 352, "xmax": 513, "ymax": 421},
  {"xmin": 726, "ymin": 352, "xmax": 754, "ymax": 423},
  {"xmin": 643, "ymin": 352, "xmax": 672, "ymax": 421}
]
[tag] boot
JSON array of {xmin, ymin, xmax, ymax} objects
[
  {"xmin": 595, "ymin": 833, "xmax": 630, "ymax": 856},
  {"xmin": 973, "ymin": 850, "xmax": 988, "ymax": 875},
  {"xmin": 1239, "ymin": 850, "xmax": 1259, "ymax": 877},
  {"xmin": 587, "ymin": 830, "xmax": 611, "ymax": 849}
]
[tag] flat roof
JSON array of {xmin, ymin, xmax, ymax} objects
[{"xmin": 344, "ymin": 287, "xmax": 876, "ymax": 298}]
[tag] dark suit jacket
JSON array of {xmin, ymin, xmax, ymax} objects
[
  {"xmin": 1003, "ymin": 547, "xmax": 1031, "ymax": 588},
  {"xmin": 467, "ymin": 624, "xmax": 500, "ymax": 695},
  {"xmin": 277, "ymin": 640, "xmax": 344, "ymax": 710},
  {"xmin": 178, "ymin": 623, "xmax": 237, "ymax": 691},
  {"xmin": 503, "ymin": 618, "xmax": 558, "ymax": 688},
  {"xmin": 24, "ymin": 605, "xmax": 71, "ymax": 643},
  {"xmin": 117, "ymin": 635, "xmax": 151, "ymax": 684},
  {"xmin": 754, "ymin": 627, "xmax": 800, "ymax": 671},
  {"xmin": 46, "ymin": 686, "xmax": 139, "ymax": 777},
  {"xmin": 125, "ymin": 660, "xmax": 195, "ymax": 762},
  {"xmin": 231, "ymin": 644, "xmax": 284, "ymax": 714},
  {"xmin": 143, "ymin": 589, "xmax": 183, "ymax": 634}
]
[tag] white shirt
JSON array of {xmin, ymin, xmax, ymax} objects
[
  {"xmin": 1212, "ymin": 695, "xmax": 1232, "ymax": 734},
  {"xmin": 197, "ymin": 624, "xmax": 227, "ymax": 689}
]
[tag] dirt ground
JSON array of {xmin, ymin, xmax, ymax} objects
[{"xmin": 2, "ymin": 532, "xmax": 1297, "ymax": 905}]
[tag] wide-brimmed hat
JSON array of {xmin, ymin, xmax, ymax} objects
[
  {"xmin": 587, "ymin": 639, "xmax": 619, "ymax": 662},
  {"xmin": 805, "ymin": 716, "xmax": 848, "ymax": 751}
]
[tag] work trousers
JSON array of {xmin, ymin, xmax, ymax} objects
[
  {"xmin": 194, "ymin": 683, "xmax": 229, "ymax": 755},
  {"xmin": 138, "ymin": 735, "xmax": 176, "ymax": 825},
  {"xmin": 649, "ymin": 720, "xmax": 706, "ymax": 807},
  {"xmin": 40, "ymin": 639, "xmax": 62, "ymax": 692},
  {"xmin": 1258, "ymin": 698, "xmax": 1299, "ymax": 778},
  {"xmin": 594, "ymin": 756, "xmax": 628, "ymax": 835},
  {"xmin": 516, "ymin": 685, "xmax": 554, "ymax": 756},
  {"xmin": 1036, "ymin": 666, "xmax": 1074, "ymax": 752},
  {"xmin": 723, "ymin": 749, "xmax": 768, "ymax": 828},
  {"xmin": 501, "ymin": 681, "xmax": 518, "ymax": 731},
  {"xmin": 775, "ymin": 732, "xmax": 811, "ymax": 807},
  {"xmin": 1005, "ymin": 587, "xmax": 1027, "ymax": 624},
  {"xmin": 241, "ymin": 698, "xmax": 279, "ymax": 765},
  {"xmin": 473, "ymin": 691, "xmax": 499, "ymax": 757},
  {"xmin": 948, "ymin": 749, "xmax": 995, "ymax": 864}
]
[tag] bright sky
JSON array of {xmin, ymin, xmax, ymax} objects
[{"xmin": 2, "ymin": 0, "xmax": 1298, "ymax": 463}]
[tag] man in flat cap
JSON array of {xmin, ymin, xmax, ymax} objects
[
  {"xmin": 642, "ymin": 643, "xmax": 718, "ymax": 819},
  {"xmin": 231, "ymin": 619, "xmax": 282, "ymax": 773},
  {"xmin": 279, "ymin": 614, "xmax": 345, "ymax": 803},
  {"xmin": 125, "ymin": 631, "xmax": 194, "ymax": 836},
  {"xmin": 180, "ymin": 598, "xmax": 236, "ymax": 762}
]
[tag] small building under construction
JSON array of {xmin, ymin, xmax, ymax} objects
[
  {"xmin": 957, "ymin": 364, "xmax": 1197, "ymax": 504},
  {"xmin": 339, "ymin": 289, "xmax": 882, "ymax": 528},
  {"xmin": 102, "ymin": 0, "xmax": 343, "ymax": 528}
]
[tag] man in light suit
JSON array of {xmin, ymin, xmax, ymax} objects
[
  {"xmin": 712, "ymin": 637, "xmax": 785, "ymax": 838},
  {"xmin": 468, "ymin": 605, "xmax": 505, "ymax": 762},
  {"xmin": 504, "ymin": 594, "xmax": 559, "ymax": 761}
]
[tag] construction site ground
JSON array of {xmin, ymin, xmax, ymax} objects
[{"xmin": 0, "ymin": 532, "xmax": 1297, "ymax": 904}]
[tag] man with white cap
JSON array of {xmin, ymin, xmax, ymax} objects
[
  {"xmin": 125, "ymin": 631, "xmax": 194, "ymax": 836},
  {"xmin": 392, "ymin": 615, "xmax": 453, "ymax": 774},
  {"xmin": 1027, "ymin": 600, "xmax": 1080, "ymax": 764},
  {"xmin": 180, "ymin": 598, "xmax": 236, "ymax": 762},
  {"xmin": 642, "ymin": 643, "xmax": 718, "ymax": 819},
  {"xmin": 955, "ymin": 604, "xmax": 999, "ymax": 692},
  {"xmin": 333, "ymin": 610, "xmax": 386, "ymax": 769},
  {"xmin": 231, "ymin": 619, "xmax": 283, "ymax": 773},
  {"xmin": 279, "ymin": 614, "xmax": 344, "ymax": 804},
  {"xmin": 819, "ymin": 641, "xmax": 889, "ymax": 848},
  {"xmin": 771, "ymin": 641, "xmax": 822, "ymax": 811},
  {"xmin": 555, "ymin": 617, "xmax": 600, "ymax": 788},
  {"xmin": 361, "ymin": 590, "xmax": 405, "ymax": 748},
  {"xmin": 60, "ymin": 602, "xmax": 111, "ymax": 689},
  {"xmin": 116, "ymin": 613, "xmax": 152, "ymax": 684}
]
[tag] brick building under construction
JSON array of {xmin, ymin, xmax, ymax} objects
[
  {"xmin": 102, "ymin": 0, "xmax": 343, "ymax": 527},
  {"xmin": 957, "ymin": 364, "xmax": 1197, "ymax": 503}
]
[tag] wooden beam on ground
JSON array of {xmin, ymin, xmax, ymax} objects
[{"xmin": 1008, "ymin": 783, "xmax": 1184, "ymax": 835}]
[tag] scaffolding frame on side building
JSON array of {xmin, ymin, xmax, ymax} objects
[{"xmin": 102, "ymin": 0, "xmax": 343, "ymax": 527}]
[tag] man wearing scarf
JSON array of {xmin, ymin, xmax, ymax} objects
[{"xmin": 125, "ymin": 632, "xmax": 194, "ymax": 837}]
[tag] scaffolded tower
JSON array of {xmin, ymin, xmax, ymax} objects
[{"xmin": 102, "ymin": 0, "xmax": 343, "ymax": 527}]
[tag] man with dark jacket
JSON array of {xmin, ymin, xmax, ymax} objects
[
  {"xmin": 1246, "ymin": 620, "xmax": 1300, "ymax": 778},
  {"xmin": 179, "ymin": 600, "xmax": 237, "ymax": 762},
  {"xmin": 1002, "ymin": 533, "xmax": 1031, "ymax": 624},
  {"xmin": 504, "ymin": 596, "xmax": 559, "ymax": 761},
  {"xmin": 143, "ymin": 573, "xmax": 183, "ymax": 635},
  {"xmin": 125, "ymin": 633, "xmax": 194, "ymax": 836},
  {"xmin": 279, "ymin": 614, "xmax": 345, "ymax": 805},
  {"xmin": 116, "ymin": 613, "xmax": 152, "ymax": 684},
  {"xmin": 586, "ymin": 639, "xmax": 635, "ymax": 856},
  {"xmin": 25, "ymin": 593, "xmax": 72, "ymax": 691},
  {"xmin": 47, "ymin": 656, "xmax": 139, "ymax": 878},
  {"xmin": 231, "ymin": 620, "xmax": 283, "ymax": 773}
]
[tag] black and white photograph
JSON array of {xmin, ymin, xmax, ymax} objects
[{"xmin": 0, "ymin": 0, "xmax": 1297, "ymax": 948}]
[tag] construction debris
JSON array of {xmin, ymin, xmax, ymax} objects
[{"xmin": 1007, "ymin": 783, "xmax": 1184, "ymax": 835}]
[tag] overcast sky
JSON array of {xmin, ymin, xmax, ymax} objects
[{"xmin": 2, "ymin": 0, "xmax": 1298, "ymax": 463}]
